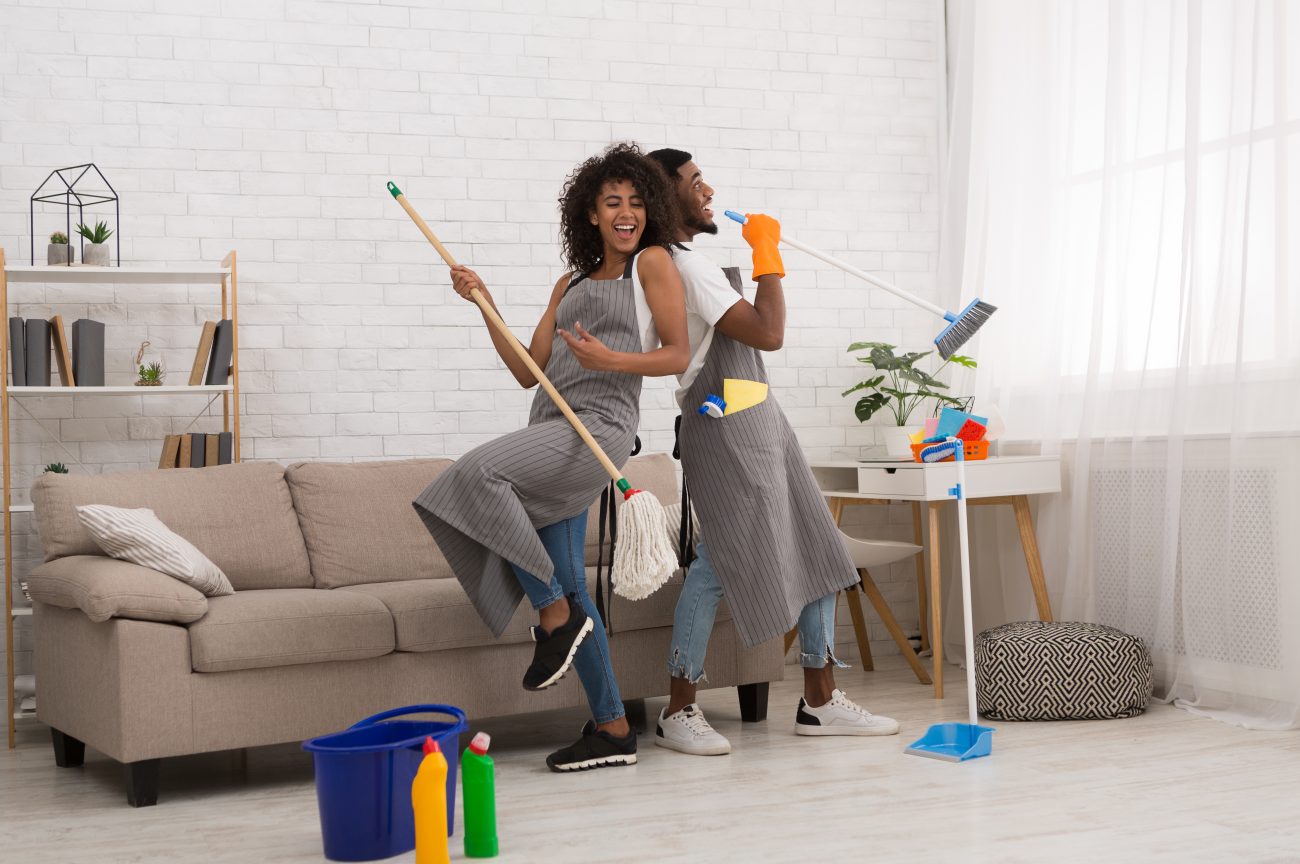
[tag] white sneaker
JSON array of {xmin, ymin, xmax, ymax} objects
[
  {"xmin": 654, "ymin": 704, "xmax": 732, "ymax": 756},
  {"xmin": 795, "ymin": 689, "xmax": 900, "ymax": 736}
]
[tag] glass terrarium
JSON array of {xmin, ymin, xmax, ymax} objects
[{"xmin": 133, "ymin": 340, "xmax": 166, "ymax": 387}]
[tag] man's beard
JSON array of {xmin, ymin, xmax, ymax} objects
[{"xmin": 686, "ymin": 211, "xmax": 718, "ymax": 235}]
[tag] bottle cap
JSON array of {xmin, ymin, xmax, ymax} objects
[
  {"xmin": 469, "ymin": 731, "xmax": 491, "ymax": 755},
  {"xmin": 422, "ymin": 737, "xmax": 440, "ymax": 755}
]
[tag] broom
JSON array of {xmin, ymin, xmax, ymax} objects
[
  {"xmin": 723, "ymin": 210, "xmax": 994, "ymax": 359},
  {"xmin": 387, "ymin": 181, "xmax": 678, "ymax": 601}
]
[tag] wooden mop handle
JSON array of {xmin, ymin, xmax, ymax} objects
[{"xmin": 387, "ymin": 181, "xmax": 624, "ymax": 486}]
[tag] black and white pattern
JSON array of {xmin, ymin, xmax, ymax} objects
[
  {"xmin": 76, "ymin": 504, "xmax": 234, "ymax": 596},
  {"xmin": 976, "ymin": 620, "xmax": 1153, "ymax": 721}
]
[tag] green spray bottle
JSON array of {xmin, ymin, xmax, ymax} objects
[{"xmin": 461, "ymin": 732, "xmax": 498, "ymax": 858}]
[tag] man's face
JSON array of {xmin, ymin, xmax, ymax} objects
[{"xmin": 674, "ymin": 160, "xmax": 717, "ymax": 237}]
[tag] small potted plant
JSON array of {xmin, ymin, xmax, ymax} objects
[
  {"xmin": 75, "ymin": 220, "xmax": 114, "ymax": 266},
  {"xmin": 134, "ymin": 340, "xmax": 165, "ymax": 386},
  {"xmin": 842, "ymin": 342, "xmax": 976, "ymax": 456},
  {"xmin": 47, "ymin": 231, "xmax": 72, "ymax": 266},
  {"xmin": 43, "ymin": 462, "xmax": 69, "ymax": 474}
]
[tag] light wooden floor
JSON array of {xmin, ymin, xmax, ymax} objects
[{"xmin": 3, "ymin": 659, "xmax": 1299, "ymax": 863}]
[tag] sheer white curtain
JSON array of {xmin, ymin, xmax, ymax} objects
[{"xmin": 942, "ymin": 0, "xmax": 1300, "ymax": 728}]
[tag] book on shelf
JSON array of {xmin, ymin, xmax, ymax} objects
[
  {"xmin": 9, "ymin": 317, "xmax": 25, "ymax": 387},
  {"xmin": 24, "ymin": 318, "xmax": 50, "ymax": 386},
  {"xmin": 189, "ymin": 321, "xmax": 217, "ymax": 386},
  {"xmin": 71, "ymin": 319, "xmax": 105, "ymax": 386},
  {"xmin": 178, "ymin": 433, "xmax": 193, "ymax": 469},
  {"xmin": 205, "ymin": 433, "xmax": 219, "ymax": 467},
  {"xmin": 158, "ymin": 434, "xmax": 182, "ymax": 469},
  {"xmin": 49, "ymin": 315, "xmax": 75, "ymax": 387},
  {"xmin": 217, "ymin": 430, "xmax": 233, "ymax": 465},
  {"xmin": 189, "ymin": 433, "xmax": 206, "ymax": 468},
  {"xmin": 204, "ymin": 319, "xmax": 233, "ymax": 386}
]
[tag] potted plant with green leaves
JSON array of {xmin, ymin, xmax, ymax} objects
[
  {"xmin": 43, "ymin": 463, "xmax": 69, "ymax": 474},
  {"xmin": 47, "ymin": 231, "xmax": 72, "ymax": 266},
  {"xmin": 842, "ymin": 342, "xmax": 976, "ymax": 457},
  {"xmin": 75, "ymin": 220, "xmax": 114, "ymax": 266},
  {"xmin": 134, "ymin": 340, "xmax": 165, "ymax": 386}
]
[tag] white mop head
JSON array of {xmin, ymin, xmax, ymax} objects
[{"xmin": 611, "ymin": 489, "xmax": 679, "ymax": 600}]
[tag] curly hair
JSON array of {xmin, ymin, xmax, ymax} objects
[{"xmin": 558, "ymin": 142, "xmax": 680, "ymax": 276}]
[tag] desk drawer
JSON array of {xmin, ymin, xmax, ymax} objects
[{"xmin": 857, "ymin": 465, "xmax": 926, "ymax": 498}]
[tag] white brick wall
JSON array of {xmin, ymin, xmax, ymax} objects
[{"xmin": 0, "ymin": 0, "xmax": 942, "ymax": 704}]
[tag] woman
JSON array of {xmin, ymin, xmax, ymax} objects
[{"xmin": 414, "ymin": 143, "xmax": 689, "ymax": 772}]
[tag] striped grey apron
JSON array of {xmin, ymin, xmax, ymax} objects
[
  {"xmin": 679, "ymin": 264, "xmax": 859, "ymax": 647},
  {"xmin": 414, "ymin": 257, "xmax": 642, "ymax": 636}
]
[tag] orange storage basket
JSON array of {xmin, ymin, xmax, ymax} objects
[{"xmin": 910, "ymin": 439, "xmax": 989, "ymax": 463}]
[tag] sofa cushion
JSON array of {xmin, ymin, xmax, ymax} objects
[
  {"xmin": 188, "ymin": 588, "xmax": 394, "ymax": 673},
  {"xmin": 340, "ymin": 565, "xmax": 713, "ymax": 654},
  {"xmin": 285, "ymin": 458, "xmax": 455, "ymax": 589},
  {"xmin": 583, "ymin": 453, "xmax": 680, "ymax": 566},
  {"xmin": 76, "ymin": 505, "xmax": 234, "ymax": 597},
  {"xmin": 32, "ymin": 462, "xmax": 313, "ymax": 591},
  {"xmin": 27, "ymin": 555, "xmax": 209, "ymax": 624}
]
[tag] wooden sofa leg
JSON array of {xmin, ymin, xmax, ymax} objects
[
  {"xmin": 738, "ymin": 682, "xmax": 769, "ymax": 722},
  {"xmin": 126, "ymin": 759, "xmax": 161, "ymax": 808},
  {"xmin": 51, "ymin": 728, "xmax": 86, "ymax": 768}
]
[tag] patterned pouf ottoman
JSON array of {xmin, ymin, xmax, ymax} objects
[{"xmin": 975, "ymin": 621, "xmax": 1153, "ymax": 721}]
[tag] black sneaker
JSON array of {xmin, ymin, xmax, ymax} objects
[
  {"xmin": 522, "ymin": 595, "xmax": 594, "ymax": 691},
  {"xmin": 546, "ymin": 721, "xmax": 638, "ymax": 772}
]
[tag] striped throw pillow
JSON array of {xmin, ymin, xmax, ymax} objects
[{"xmin": 76, "ymin": 505, "xmax": 234, "ymax": 597}]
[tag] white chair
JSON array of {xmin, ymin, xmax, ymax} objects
[{"xmin": 783, "ymin": 534, "xmax": 932, "ymax": 685}]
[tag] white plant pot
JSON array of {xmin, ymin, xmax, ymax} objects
[
  {"xmin": 883, "ymin": 425, "xmax": 920, "ymax": 458},
  {"xmin": 47, "ymin": 243, "xmax": 72, "ymax": 265},
  {"xmin": 83, "ymin": 243, "xmax": 110, "ymax": 266}
]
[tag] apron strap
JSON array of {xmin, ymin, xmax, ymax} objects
[
  {"xmin": 672, "ymin": 414, "xmax": 697, "ymax": 569},
  {"xmin": 622, "ymin": 255, "xmax": 635, "ymax": 280},
  {"xmin": 594, "ymin": 435, "xmax": 639, "ymax": 634}
]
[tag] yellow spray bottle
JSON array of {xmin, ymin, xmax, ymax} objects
[{"xmin": 412, "ymin": 736, "xmax": 449, "ymax": 864}]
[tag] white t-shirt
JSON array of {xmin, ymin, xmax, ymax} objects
[{"xmin": 669, "ymin": 246, "xmax": 743, "ymax": 409}]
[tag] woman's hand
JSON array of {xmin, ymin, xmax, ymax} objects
[
  {"xmin": 450, "ymin": 265, "xmax": 490, "ymax": 304},
  {"xmin": 557, "ymin": 321, "xmax": 618, "ymax": 372}
]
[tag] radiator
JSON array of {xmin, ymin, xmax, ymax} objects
[{"xmin": 1089, "ymin": 439, "xmax": 1299, "ymax": 699}]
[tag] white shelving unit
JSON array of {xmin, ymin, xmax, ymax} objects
[{"xmin": 0, "ymin": 248, "xmax": 241, "ymax": 747}]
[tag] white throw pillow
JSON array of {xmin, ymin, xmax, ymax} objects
[{"xmin": 76, "ymin": 504, "xmax": 234, "ymax": 597}]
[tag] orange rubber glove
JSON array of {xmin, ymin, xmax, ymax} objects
[{"xmin": 741, "ymin": 213, "xmax": 784, "ymax": 282}]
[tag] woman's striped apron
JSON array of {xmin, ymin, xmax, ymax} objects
[{"xmin": 414, "ymin": 257, "xmax": 643, "ymax": 637}]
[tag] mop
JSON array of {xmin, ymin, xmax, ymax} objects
[
  {"xmin": 723, "ymin": 211, "xmax": 994, "ymax": 359},
  {"xmin": 903, "ymin": 437, "xmax": 996, "ymax": 761},
  {"xmin": 387, "ymin": 181, "xmax": 678, "ymax": 601}
]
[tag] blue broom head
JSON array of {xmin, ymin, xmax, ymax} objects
[{"xmin": 934, "ymin": 297, "xmax": 997, "ymax": 359}]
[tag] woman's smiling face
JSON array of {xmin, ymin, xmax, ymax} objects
[{"xmin": 590, "ymin": 179, "xmax": 646, "ymax": 257}]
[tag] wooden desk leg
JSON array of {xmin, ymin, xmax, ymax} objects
[
  {"xmin": 844, "ymin": 583, "xmax": 874, "ymax": 671},
  {"xmin": 859, "ymin": 568, "xmax": 931, "ymax": 685},
  {"xmin": 911, "ymin": 501, "xmax": 929, "ymax": 652},
  {"xmin": 1012, "ymin": 495, "xmax": 1054, "ymax": 621},
  {"xmin": 783, "ymin": 628, "xmax": 798, "ymax": 656},
  {"xmin": 928, "ymin": 501, "xmax": 944, "ymax": 699}
]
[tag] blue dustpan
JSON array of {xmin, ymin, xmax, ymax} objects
[
  {"xmin": 905, "ymin": 722, "xmax": 995, "ymax": 762},
  {"xmin": 906, "ymin": 444, "xmax": 995, "ymax": 763}
]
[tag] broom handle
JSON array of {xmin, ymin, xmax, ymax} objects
[
  {"xmin": 954, "ymin": 452, "xmax": 979, "ymax": 728},
  {"xmin": 723, "ymin": 210, "xmax": 950, "ymax": 319},
  {"xmin": 388, "ymin": 181, "xmax": 625, "ymax": 487}
]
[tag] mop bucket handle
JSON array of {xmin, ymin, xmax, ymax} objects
[{"xmin": 349, "ymin": 704, "xmax": 468, "ymax": 748}]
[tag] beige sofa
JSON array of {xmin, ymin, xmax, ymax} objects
[{"xmin": 26, "ymin": 454, "xmax": 782, "ymax": 806}]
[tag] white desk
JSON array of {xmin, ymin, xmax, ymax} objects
[{"xmin": 809, "ymin": 456, "xmax": 1062, "ymax": 698}]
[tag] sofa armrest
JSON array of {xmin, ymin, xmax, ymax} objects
[{"xmin": 28, "ymin": 555, "xmax": 209, "ymax": 624}]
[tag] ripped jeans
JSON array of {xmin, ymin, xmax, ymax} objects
[{"xmin": 666, "ymin": 540, "xmax": 847, "ymax": 683}]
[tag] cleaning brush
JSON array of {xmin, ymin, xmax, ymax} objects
[{"xmin": 724, "ymin": 210, "xmax": 995, "ymax": 358}]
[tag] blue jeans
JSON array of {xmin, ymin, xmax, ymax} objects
[
  {"xmin": 510, "ymin": 512, "xmax": 624, "ymax": 724},
  {"xmin": 667, "ymin": 540, "xmax": 847, "ymax": 682}
]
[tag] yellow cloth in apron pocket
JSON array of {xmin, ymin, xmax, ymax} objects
[{"xmin": 722, "ymin": 378, "xmax": 768, "ymax": 416}]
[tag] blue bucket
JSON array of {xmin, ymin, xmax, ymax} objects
[{"xmin": 303, "ymin": 704, "xmax": 468, "ymax": 862}]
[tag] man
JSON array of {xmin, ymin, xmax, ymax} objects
[{"xmin": 646, "ymin": 148, "xmax": 900, "ymax": 755}]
